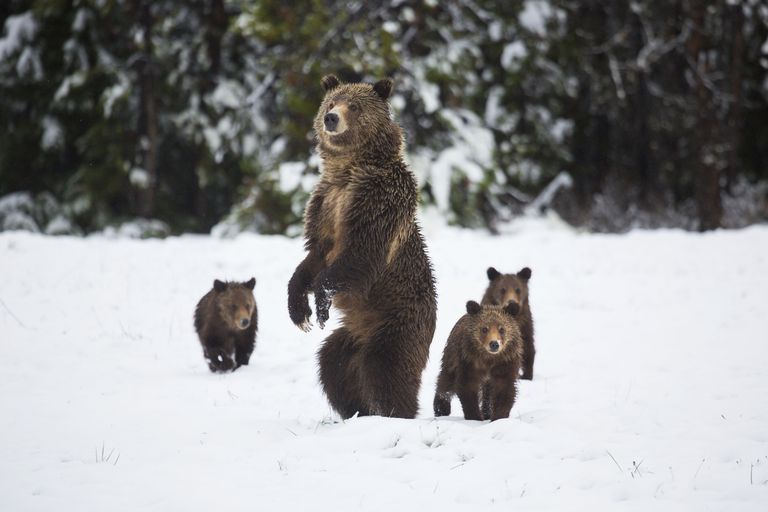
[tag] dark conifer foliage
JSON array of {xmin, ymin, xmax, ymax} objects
[{"xmin": 1, "ymin": 1, "xmax": 766, "ymax": 234}]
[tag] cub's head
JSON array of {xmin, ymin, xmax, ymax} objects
[
  {"xmin": 314, "ymin": 74, "xmax": 402, "ymax": 156},
  {"xmin": 465, "ymin": 300, "xmax": 523, "ymax": 358},
  {"xmin": 213, "ymin": 277, "xmax": 256, "ymax": 330},
  {"xmin": 484, "ymin": 267, "xmax": 531, "ymax": 309}
]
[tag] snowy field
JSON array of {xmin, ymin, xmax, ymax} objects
[{"xmin": 1, "ymin": 216, "xmax": 768, "ymax": 511}]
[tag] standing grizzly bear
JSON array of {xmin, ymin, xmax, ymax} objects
[
  {"xmin": 194, "ymin": 278, "xmax": 257, "ymax": 372},
  {"xmin": 482, "ymin": 266, "xmax": 535, "ymax": 380},
  {"xmin": 433, "ymin": 301, "xmax": 523, "ymax": 421},
  {"xmin": 287, "ymin": 74, "xmax": 437, "ymax": 419}
]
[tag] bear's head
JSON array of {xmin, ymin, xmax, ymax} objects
[
  {"xmin": 484, "ymin": 266, "xmax": 531, "ymax": 309},
  {"xmin": 314, "ymin": 74, "xmax": 402, "ymax": 157},
  {"xmin": 465, "ymin": 300, "xmax": 523, "ymax": 358},
  {"xmin": 213, "ymin": 277, "xmax": 256, "ymax": 331}
]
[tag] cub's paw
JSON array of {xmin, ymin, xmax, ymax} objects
[{"xmin": 206, "ymin": 351, "xmax": 236, "ymax": 373}]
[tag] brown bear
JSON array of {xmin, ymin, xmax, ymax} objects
[
  {"xmin": 433, "ymin": 300, "xmax": 523, "ymax": 421},
  {"xmin": 482, "ymin": 266, "xmax": 535, "ymax": 380},
  {"xmin": 287, "ymin": 74, "xmax": 437, "ymax": 419},
  {"xmin": 194, "ymin": 278, "xmax": 257, "ymax": 372}
]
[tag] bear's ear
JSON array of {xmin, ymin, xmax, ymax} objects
[
  {"xmin": 244, "ymin": 277, "xmax": 256, "ymax": 290},
  {"xmin": 487, "ymin": 267, "xmax": 501, "ymax": 281},
  {"xmin": 466, "ymin": 300, "xmax": 482, "ymax": 315},
  {"xmin": 213, "ymin": 280, "xmax": 227, "ymax": 292},
  {"xmin": 517, "ymin": 267, "xmax": 532, "ymax": 281},
  {"xmin": 321, "ymin": 74, "xmax": 340, "ymax": 92},
  {"xmin": 503, "ymin": 301, "xmax": 520, "ymax": 317},
  {"xmin": 373, "ymin": 78, "xmax": 394, "ymax": 100}
]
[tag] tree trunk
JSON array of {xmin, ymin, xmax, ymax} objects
[
  {"xmin": 687, "ymin": 0, "xmax": 722, "ymax": 231},
  {"xmin": 136, "ymin": 1, "xmax": 158, "ymax": 219},
  {"xmin": 725, "ymin": 3, "xmax": 744, "ymax": 192}
]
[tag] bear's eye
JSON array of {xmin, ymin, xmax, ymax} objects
[
  {"xmin": 328, "ymin": 101, "xmax": 335, "ymax": 109},
  {"xmin": 515, "ymin": 288, "xmax": 521, "ymax": 294},
  {"xmin": 499, "ymin": 327, "xmax": 505, "ymax": 335},
  {"xmin": 500, "ymin": 288, "xmax": 506, "ymax": 294},
  {"xmin": 481, "ymin": 327, "xmax": 488, "ymax": 334},
  {"xmin": 349, "ymin": 103, "xmax": 359, "ymax": 112}
]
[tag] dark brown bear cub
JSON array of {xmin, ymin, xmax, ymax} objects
[
  {"xmin": 482, "ymin": 266, "xmax": 535, "ymax": 380},
  {"xmin": 288, "ymin": 74, "xmax": 436, "ymax": 419},
  {"xmin": 194, "ymin": 278, "xmax": 257, "ymax": 372},
  {"xmin": 433, "ymin": 301, "xmax": 523, "ymax": 421}
]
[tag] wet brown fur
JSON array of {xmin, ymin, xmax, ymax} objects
[
  {"xmin": 194, "ymin": 278, "xmax": 257, "ymax": 372},
  {"xmin": 433, "ymin": 301, "xmax": 524, "ymax": 421},
  {"xmin": 482, "ymin": 266, "xmax": 535, "ymax": 380},
  {"xmin": 288, "ymin": 75, "xmax": 437, "ymax": 419}
]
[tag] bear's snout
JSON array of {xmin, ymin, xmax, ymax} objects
[
  {"xmin": 489, "ymin": 340, "xmax": 500, "ymax": 353},
  {"xmin": 239, "ymin": 317, "xmax": 250, "ymax": 329},
  {"xmin": 324, "ymin": 112, "xmax": 339, "ymax": 132}
]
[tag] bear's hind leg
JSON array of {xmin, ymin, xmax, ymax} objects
[
  {"xmin": 360, "ymin": 336, "xmax": 422, "ymax": 419},
  {"xmin": 521, "ymin": 341, "xmax": 535, "ymax": 380},
  {"xmin": 318, "ymin": 328, "xmax": 369, "ymax": 419}
]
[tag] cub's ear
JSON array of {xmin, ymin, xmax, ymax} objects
[
  {"xmin": 487, "ymin": 267, "xmax": 501, "ymax": 281},
  {"xmin": 244, "ymin": 277, "xmax": 256, "ymax": 290},
  {"xmin": 213, "ymin": 280, "xmax": 227, "ymax": 292},
  {"xmin": 373, "ymin": 78, "xmax": 394, "ymax": 100},
  {"xmin": 321, "ymin": 74, "xmax": 340, "ymax": 92},
  {"xmin": 517, "ymin": 267, "xmax": 532, "ymax": 281},
  {"xmin": 503, "ymin": 301, "xmax": 520, "ymax": 317},
  {"xmin": 466, "ymin": 300, "xmax": 482, "ymax": 315}
]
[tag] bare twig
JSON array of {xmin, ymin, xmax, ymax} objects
[
  {"xmin": 607, "ymin": 451, "xmax": 623, "ymax": 474},
  {"xmin": 693, "ymin": 458, "xmax": 706, "ymax": 482},
  {"xmin": 0, "ymin": 298, "xmax": 27, "ymax": 328}
]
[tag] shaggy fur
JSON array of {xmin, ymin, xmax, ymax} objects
[
  {"xmin": 194, "ymin": 278, "xmax": 257, "ymax": 372},
  {"xmin": 288, "ymin": 75, "xmax": 437, "ymax": 419},
  {"xmin": 482, "ymin": 266, "xmax": 535, "ymax": 380},
  {"xmin": 433, "ymin": 301, "xmax": 523, "ymax": 421}
]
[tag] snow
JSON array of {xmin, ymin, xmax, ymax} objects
[
  {"xmin": 519, "ymin": 0, "xmax": 559, "ymax": 36},
  {"xmin": 211, "ymin": 80, "xmax": 245, "ymax": 110},
  {"xmin": 0, "ymin": 11, "xmax": 37, "ymax": 61},
  {"xmin": 41, "ymin": 116, "xmax": 63, "ymax": 150},
  {"xmin": 277, "ymin": 161, "xmax": 306, "ymax": 193},
  {"xmin": 429, "ymin": 109, "xmax": 495, "ymax": 216},
  {"xmin": 1, "ymin": 221, "xmax": 768, "ymax": 510},
  {"xmin": 129, "ymin": 168, "xmax": 149, "ymax": 188},
  {"xmin": 501, "ymin": 41, "xmax": 528, "ymax": 71}
]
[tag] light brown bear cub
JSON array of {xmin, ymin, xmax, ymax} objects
[
  {"xmin": 194, "ymin": 278, "xmax": 257, "ymax": 372},
  {"xmin": 433, "ymin": 300, "xmax": 524, "ymax": 421},
  {"xmin": 482, "ymin": 266, "xmax": 535, "ymax": 380}
]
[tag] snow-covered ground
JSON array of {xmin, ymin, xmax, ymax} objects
[{"xmin": 1, "ymin": 217, "xmax": 767, "ymax": 511}]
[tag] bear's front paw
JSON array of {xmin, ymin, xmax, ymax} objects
[
  {"xmin": 206, "ymin": 351, "xmax": 236, "ymax": 373},
  {"xmin": 288, "ymin": 291, "xmax": 313, "ymax": 332},
  {"xmin": 314, "ymin": 286, "xmax": 334, "ymax": 329}
]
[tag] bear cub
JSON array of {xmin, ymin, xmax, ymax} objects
[
  {"xmin": 482, "ymin": 266, "xmax": 535, "ymax": 380},
  {"xmin": 194, "ymin": 278, "xmax": 257, "ymax": 372},
  {"xmin": 433, "ymin": 300, "xmax": 524, "ymax": 421}
]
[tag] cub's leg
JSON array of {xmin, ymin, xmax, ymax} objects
[{"xmin": 433, "ymin": 369, "xmax": 455, "ymax": 417}]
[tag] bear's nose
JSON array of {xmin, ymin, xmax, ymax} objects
[
  {"xmin": 489, "ymin": 340, "xmax": 500, "ymax": 353},
  {"xmin": 324, "ymin": 112, "xmax": 339, "ymax": 132},
  {"xmin": 240, "ymin": 318, "xmax": 250, "ymax": 328}
]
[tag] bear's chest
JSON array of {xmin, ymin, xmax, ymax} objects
[{"xmin": 319, "ymin": 183, "xmax": 352, "ymax": 262}]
